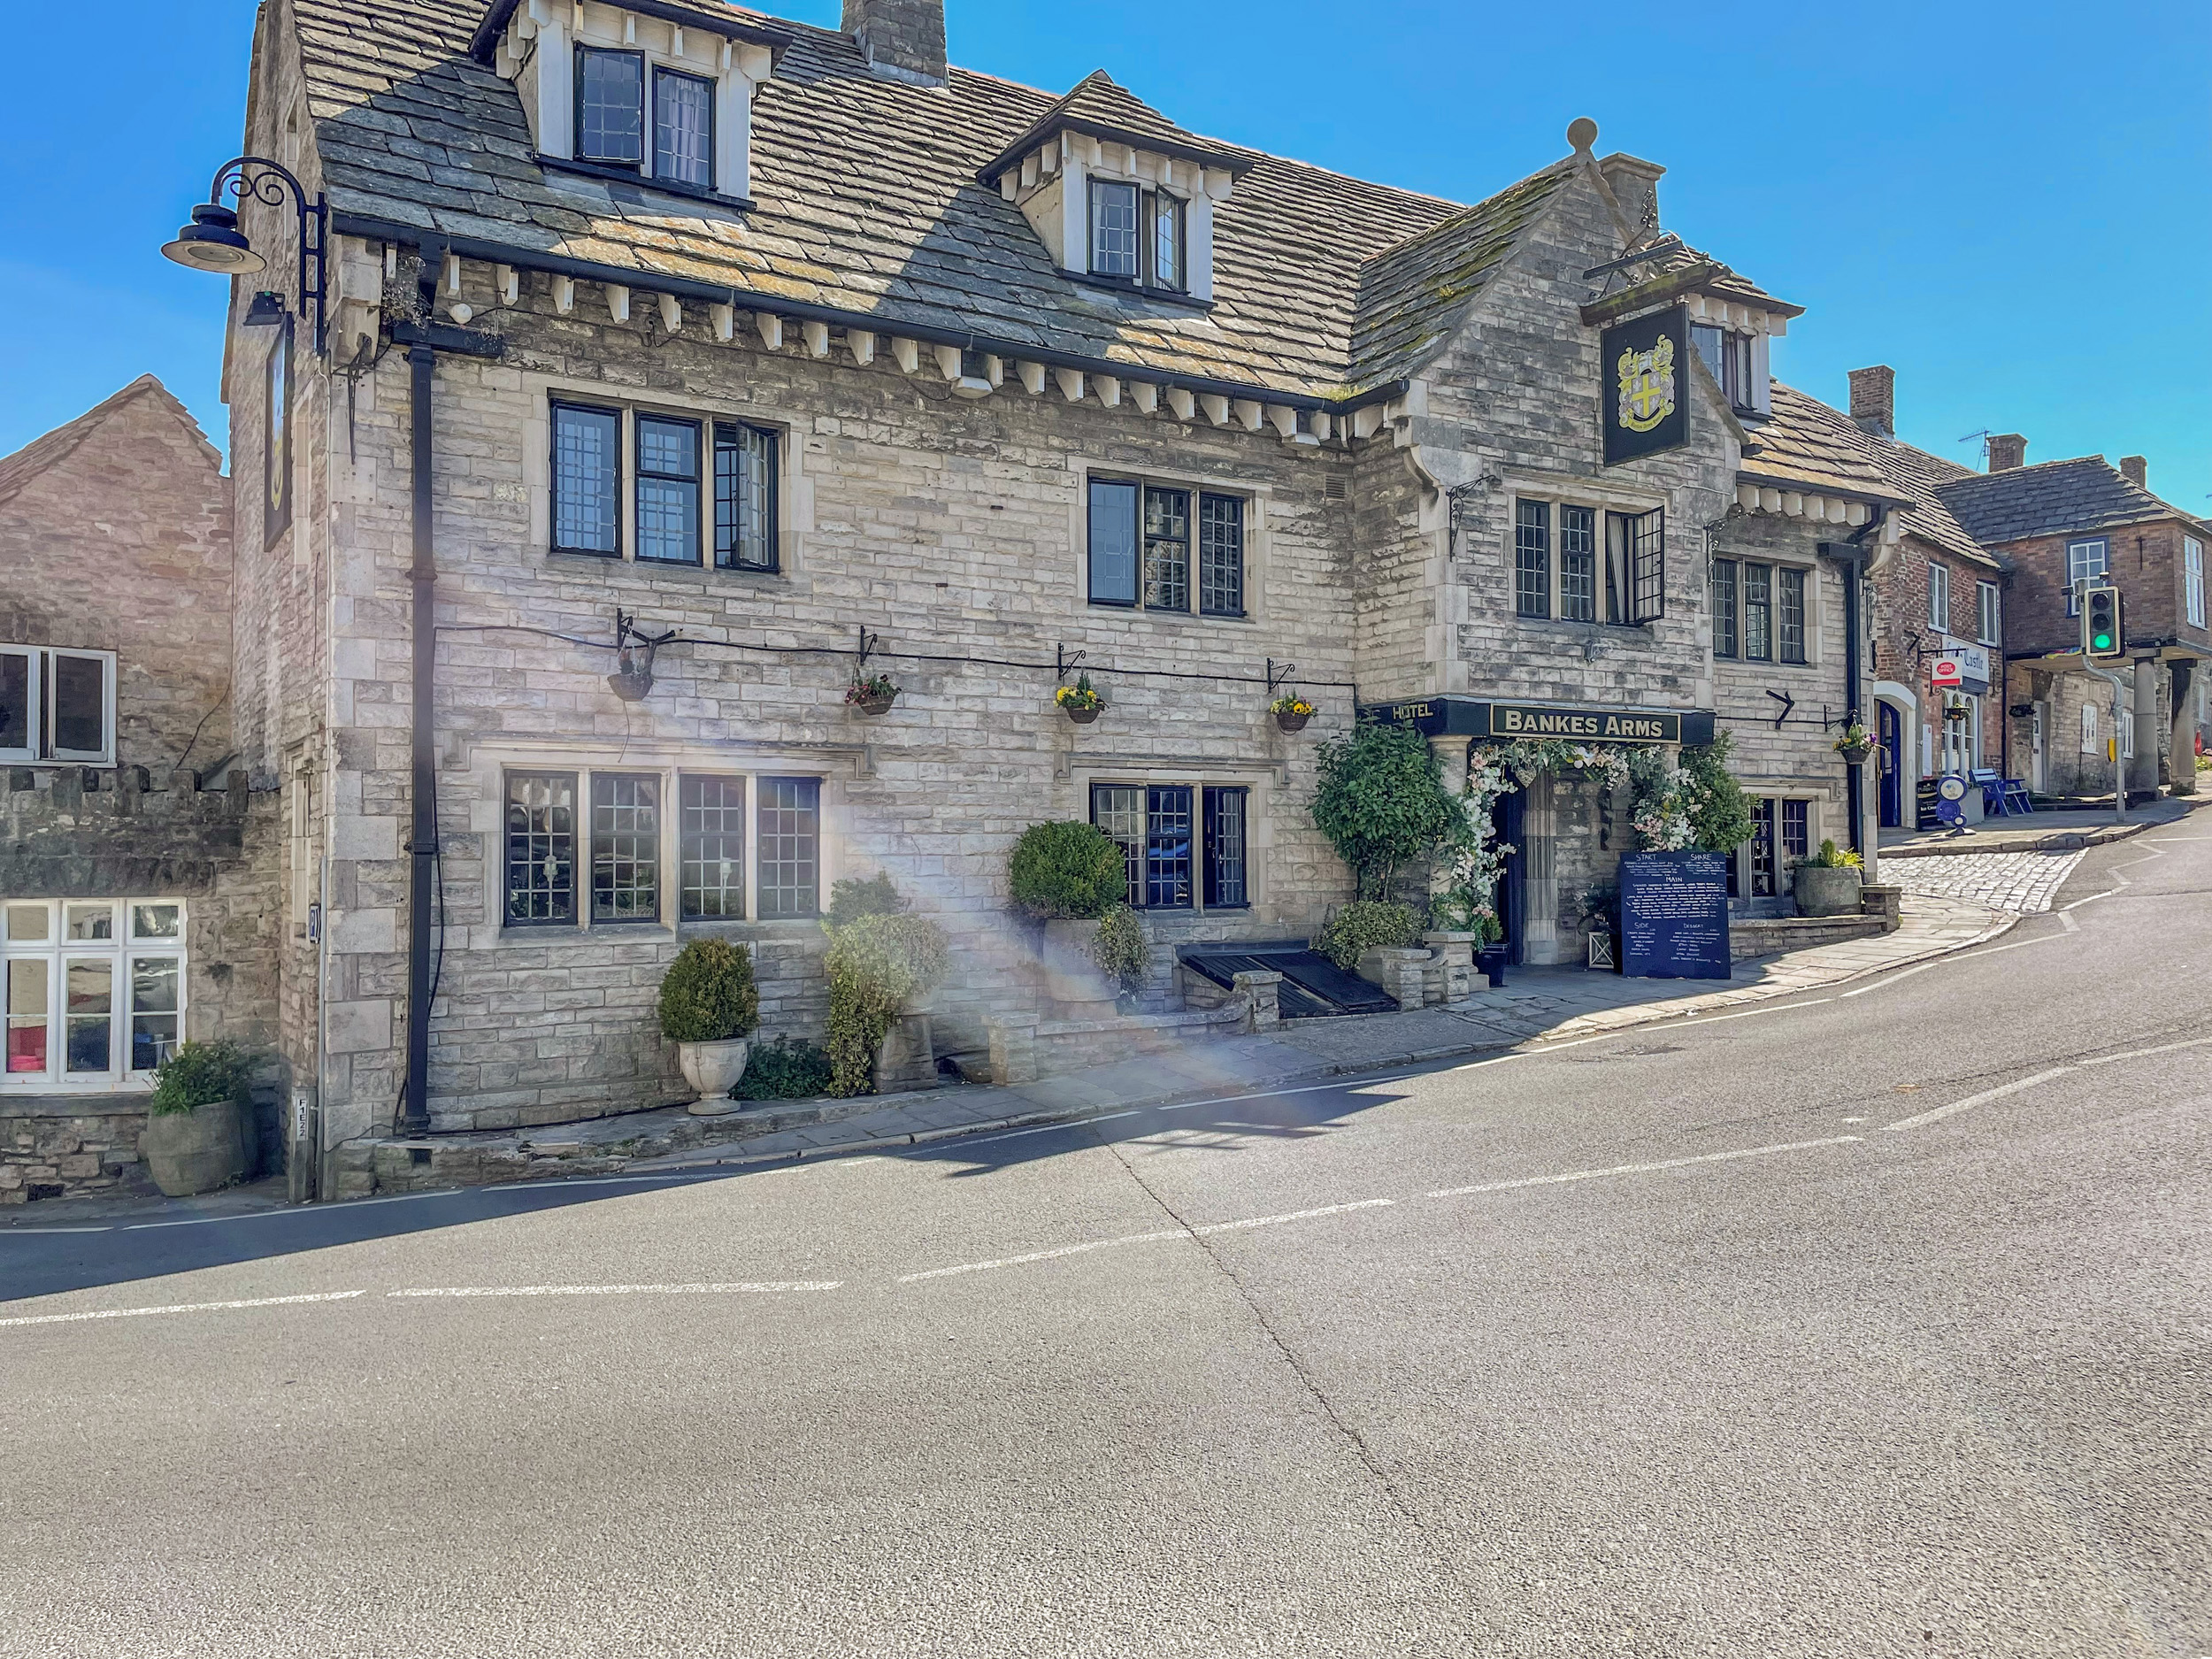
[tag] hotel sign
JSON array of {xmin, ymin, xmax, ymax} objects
[
  {"xmin": 1365, "ymin": 696, "xmax": 1713, "ymax": 747},
  {"xmin": 1601, "ymin": 304, "xmax": 1690, "ymax": 465}
]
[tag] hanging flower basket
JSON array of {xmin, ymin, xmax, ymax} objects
[
  {"xmin": 1832, "ymin": 721, "xmax": 1873, "ymax": 764},
  {"xmin": 846, "ymin": 671, "xmax": 901, "ymax": 718},
  {"xmin": 1056, "ymin": 673, "xmax": 1105, "ymax": 725},
  {"xmin": 1270, "ymin": 693, "xmax": 1316, "ymax": 733}
]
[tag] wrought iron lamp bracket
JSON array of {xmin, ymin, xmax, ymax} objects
[{"xmin": 207, "ymin": 156, "xmax": 329, "ymax": 357}]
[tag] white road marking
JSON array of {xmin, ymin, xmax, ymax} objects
[
  {"xmin": 388, "ymin": 1281, "xmax": 841, "ymax": 1298},
  {"xmin": 1, "ymin": 1226, "xmax": 111, "ymax": 1234},
  {"xmin": 2081, "ymin": 1035, "xmax": 2212, "ymax": 1067},
  {"xmin": 0, "ymin": 1289, "xmax": 365, "ymax": 1329},
  {"xmin": 1427, "ymin": 1135, "xmax": 1863, "ymax": 1199},
  {"xmin": 1679, "ymin": 997, "xmax": 1838, "ymax": 1024},
  {"xmin": 1885, "ymin": 1067, "xmax": 2074, "ymax": 1132},
  {"xmin": 898, "ymin": 1230, "xmax": 1187, "ymax": 1283},
  {"xmin": 1190, "ymin": 1198, "xmax": 1395, "ymax": 1235}
]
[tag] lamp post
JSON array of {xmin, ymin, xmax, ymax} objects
[{"xmin": 162, "ymin": 157, "xmax": 328, "ymax": 356}]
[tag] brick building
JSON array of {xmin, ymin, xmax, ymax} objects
[
  {"xmin": 1933, "ymin": 449, "xmax": 2210, "ymax": 801},
  {"xmin": 0, "ymin": 378, "xmax": 280, "ymax": 1202},
  {"xmin": 179, "ymin": 0, "xmax": 1884, "ymax": 1186}
]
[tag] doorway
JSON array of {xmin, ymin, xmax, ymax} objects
[
  {"xmin": 1878, "ymin": 702, "xmax": 1904, "ymax": 828},
  {"xmin": 2030, "ymin": 701, "xmax": 2047, "ymax": 794},
  {"xmin": 1491, "ymin": 789, "xmax": 1526, "ymax": 966}
]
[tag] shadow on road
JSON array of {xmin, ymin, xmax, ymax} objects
[{"xmin": 0, "ymin": 1072, "xmax": 1417, "ymax": 1305}]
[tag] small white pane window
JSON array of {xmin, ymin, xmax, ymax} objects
[
  {"xmin": 1927, "ymin": 563, "xmax": 1950, "ymax": 632},
  {"xmin": 65, "ymin": 902, "xmax": 115, "ymax": 941},
  {"xmin": 2, "ymin": 899, "xmax": 185, "ymax": 1089},
  {"xmin": 1090, "ymin": 180, "xmax": 1140, "ymax": 279},
  {"xmin": 2186, "ymin": 536, "xmax": 2205, "ymax": 630},
  {"xmin": 1977, "ymin": 580, "xmax": 2001, "ymax": 647},
  {"xmin": 2067, "ymin": 540, "xmax": 2108, "ymax": 616},
  {"xmin": 132, "ymin": 903, "xmax": 182, "ymax": 941}
]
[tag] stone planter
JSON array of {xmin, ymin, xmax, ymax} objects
[
  {"xmin": 1040, "ymin": 918, "xmax": 1118, "ymax": 1009},
  {"xmin": 1420, "ymin": 931, "xmax": 1479, "ymax": 1002},
  {"xmin": 141, "ymin": 1098, "xmax": 248, "ymax": 1197},
  {"xmin": 678, "ymin": 1037, "xmax": 751, "ymax": 1108},
  {"xmin": 1273, "ymin": 710, "xmax": 1310, "ymax": 733},
  {"xmin": 1062, "ymin": 703, "xmax": 1102, "ymax": 726},
  {"xmin": 1793, "ymin": 864, "xmax": 1863, "ymax": 918}
]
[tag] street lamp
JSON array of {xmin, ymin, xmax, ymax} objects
[{"xmin": 162, "ymin": 157, "xmax": 328, "ymax": 355}]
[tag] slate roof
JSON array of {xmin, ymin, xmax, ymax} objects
[
  {"xmin": 0, "ymin": 377, "xmax": 219, "ymax": 510},
  {"xmin": 1934, "ymin": 457, "xmax": 2204, "ymax": 546},
  {"xmin": 1747, "ymin": 385, "xmax": 1992, "ymax": 566},
  {"xmin": 294, "ymin": 0, "xmax": 1586, "ymax": 397},
  {"xmin": 979, "ymin": 71, "xmax": 1249, "ymax": 184}
]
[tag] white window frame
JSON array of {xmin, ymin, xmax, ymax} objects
[
  {"xmin": 495, "ymin": 764, "xmax": 830, "ymax": 933},
  {"xmin": 1926, "ymin": 562, "xmax": 1950, "ymax": 632},
  {"xmin": 2080, "ymin": 701, "xmax": 2100, "ymax": 755},
  {"xmin": 2066, "ymin": 538, "xmax": 2108, "ymax": 616},
  {"xmin": 1977, "ymin": 580, "xmax": 2001, "ymax": 647},
  {"xmin": 0, "ymin": 646, "xmax": 118, "ymax": 766},
  {"xmin": 2185, "ymin": 535, "xmax": 2205, "ymax": 630},
  {"xmin": 2, "ymin": 899, "xmax": 187, "ymax": 1093}
]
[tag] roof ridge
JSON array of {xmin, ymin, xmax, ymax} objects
[{"xmin": 0, "ymin": 375, "xmax": 217, "ymax": 509}]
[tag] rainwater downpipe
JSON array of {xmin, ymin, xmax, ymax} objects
[{"xmin": 400, "ymin": 242, "xmax": 443, "ymax": 1136}]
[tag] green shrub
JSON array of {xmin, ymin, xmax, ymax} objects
[
  {"xmin": 148, "ymin": 1039, "xmax": 252, "ymax": 1118},
  {"xmin": 826, "ymin": 872, "xmax": 905, "ymax": 930},
  {"xmin": 825, "ymin": 912, "xmax": 949, "ymax": 1097},
  {"xmin": 1803, "ymin": 838, "xmax": 1864, "ymax": 870},
  {"xmin": 657, "ymin": 938, "xmax": 759, "ymax": 1045},
  {"xmin": 1088, "ymin": 903, "xmax": 1150, "ymax": 994},
  {"xmin": 734, "ymin": 1036, "xmax": 836, "ymax": 1101},
  {"xmin": 1009, "ymin": 820, "xmax": 1126, "ymax": 920},
  {"xmin": 1310, "ymin": 722, "xmax": 1462, "ymax": 900},
  {"xmin": 1315, "ymin": 900, "xmax": 1425, "ymax": 970},
  {"xmin": 1679, "ymin": 734, "xmax": 1759, "ymax": 854}
]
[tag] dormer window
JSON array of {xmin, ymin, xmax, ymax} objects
[
  {"xmin": 1087, "ymin": 182, "xmax": 1186, "ymax": 291},
  {"xmin": 573, "ymin": 49, "xmax": 715, "ymax": 188},
  {"xmin": 1692, "ymin": 324, "xmax": 1755, "ymax": 412},
  {"xmin": 654, "ymin": 69, "xmax": 713, "ymax": 186}
]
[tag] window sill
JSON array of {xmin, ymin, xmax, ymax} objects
[
  {"xmin": 1064, "ymin": 271, "xmax": 1214, "ymax": 312},
  {"xmin": 1512, "ymin": 615, "xmax": 1655, "ymax": 636},
  {"xmin": 1714, "ymin": 657, "xmax": 1820, "ymax": 672},
  {"xmin": 534, "ymin": 154, "xmax": 752, "ymax": 212},
  {"xmin": 547, "ymin": 549, "xmax": 785, "ymax": 584},
  {"xmin": 1086, "ymin": 602, "xmax": 1254, "ymax": 626}
]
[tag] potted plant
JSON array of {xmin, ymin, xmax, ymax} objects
[
  {"xmin": 1270, "ymin": 693, "xmax": 1317, "ymax": 733},
  {"xmin": 1580, "ymin": 883, "xmax": 1620, "ymax": 972},
  {"xmin": 141, "ymin": 1039, "xmax": 254, "ymax": 1197},
  {"xmin": 1009, "ymin": 820, "xmax": 1127, "ymax": 1007},
  {"xmin": 1055, "ymin": 672, "xmax": 1105, "ymax": 725},
  {"xmin": 1793, "ymin": 838, "xmax": 1865, "ymax": 918},
  {"xmin": 1473, "ymin": 914, "xmax": 1509, "ymax": 987},
  {"xmin": 1832, "ymin": 722, "xmax": 1874, "ymax": 765},
  {"xmin": 845, "ymin": 670, "xmax": 900, "ymax": 718},
  {"xmin": 658, "ymin": 937, "xmax": 759, "ymax": 1108}
]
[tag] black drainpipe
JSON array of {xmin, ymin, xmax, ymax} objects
[
  {"xmin": 1823, "ymin": 506, "xmax": 1887, "ymax": 857},
  {"xmin": 400, "ymin": 241, "xmax": 444, "ymax": 1136}
]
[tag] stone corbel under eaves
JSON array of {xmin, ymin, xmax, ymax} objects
[{"xmin": 1733, "ymin": 481, "xmax": 1879, "ymax": 529}]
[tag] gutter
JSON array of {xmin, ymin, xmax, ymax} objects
[
  {"xmin": 330, "ymin": 211, "xmax": 1409, "ymax": 416},
  {"xmin": 468, "ymin": 0, "xmax": 790, "ymax": 64}
]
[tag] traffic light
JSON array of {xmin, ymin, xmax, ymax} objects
[{"xmin": 2084, "ymin": 585, "xmax": 2124, "ymax": 660}]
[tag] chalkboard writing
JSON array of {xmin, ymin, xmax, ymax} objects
[{"xmin": 1619, "ymin": 852, "xmax": 1732, "ymax": 980}]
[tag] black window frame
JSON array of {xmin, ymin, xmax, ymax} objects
[
  {"xmin": 1088, "ymin": 179, "xmax": 1141, "ymax": 280},
  {"xmin": 1143, "ymin": 485, "xmax": 1190, "ymax": 612},
  {"xmin": 1196, "ymin": 493, "xmax": 1245, "ymax": 618},
  {"xmin": 755, "ymin": 776, "xmax": 821, "ymax": 920},
  {"xmin": 1087, "ymin": 478, "xmax": 1141, "ymax": 607},
  {"xmin": 265, "ymin": 320, "xmax": 293, "ymax": 548},
  {"xmin": 588, "ymin": 772, "xmax": 662, "ymax": 926},
  {"xmin": 1691, "ymin": 323, "xmax": 1756, "ymax": 411},
  {"xmin": 651, "ymin": 64, "xmax": 715, "ymax": 189},
  {"xmin": 1089, "ymin": 476, "xmax": 1248, "ymax": 618},
  {"xmin": 551, "ymin": 399, "xmax": 624, "ymax": 557},
  {"xmin": 1710, "ymin": 557, "xmax": 1740, "ymax": 659},
  {"xmin": 504, "ymin": 771, "xmax": 580, "ymax": 928},
  {"xmin": 1143, "ymin": 785, "xmax": 1194, "ymax": 910},
  {"xmin": 1742, "ymin": 560, "xmax": 1773, "ymax": 663},
  {"xmin": 575, "ymin": 46, "xmax": 647, "ymax": 170},
  {"xmin": 1558, "ymin": 505, "xmax": 1597, "ymax": 623},
  {"xmin": 713, "ymin": 420, "xmax": 780, "ymax": 572},
  {"xmin": 634, "ymin": 413, "xmax": 703, "ymax": 566},
  {"xmin": 1780, "ymin": 799, "xmax": 1810, "ymax": 864},
  {"xmin": 1777, "ymin": 565, "xmax": 1808, "ymax": 665},
  {"xmin": 1514, "ymin": 499, "xmax": 1551, "ymax": 619},
  {"xmin": 1202, "ymin": 786, "xmax": 1248, "ymax": 909},
  {"xmin": 679, "ymin": 773, "xmax": 745, "ymax": 921}
]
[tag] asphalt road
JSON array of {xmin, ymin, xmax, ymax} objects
[{"xmin": 4, "ymin": 826, "xmax": 2209, "ymax": 1658}]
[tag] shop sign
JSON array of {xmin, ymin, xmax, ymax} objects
[
  {"xmin": 1364, "ymin": 696, "xmax": 1713, "ymax": 747},
  {"xmin": 1601, "ymin": 304, "xmax": 1689, "ymax": 465},
  {"xmin": 1932, "ymin": 637, "xmax": 1990, "ymax": 695}
]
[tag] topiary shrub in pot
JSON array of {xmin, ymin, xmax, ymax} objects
[
  {"xmin": 142, "ymin": 1039, "xmax": 254, "ymax": 1197},
  {"xmin": 659, "ymin": 938, "xmax": 760, "ymax": 1108},
  {"xmin": 1315, "ymin": 900, "xmax": 1425, "ymax": 971},
  {"xmin": 1009, "ymin": 821, "xmax": 1128, "ymax": 1007}
]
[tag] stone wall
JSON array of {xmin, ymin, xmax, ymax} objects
[{"xmin": 0, "ymin": 1099, "xmax": 152, "ymax": 1205}]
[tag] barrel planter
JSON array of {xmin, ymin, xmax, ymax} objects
[
  {"xmin": 1793, "ymin": 864, "xmax": 1863, "ymax": 918},
  {"xmin": 141, "ymin": 1099, "xmax": 249, "ymax": 1197}
]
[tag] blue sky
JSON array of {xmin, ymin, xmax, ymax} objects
[{"xmin": 5, "ymin": 0, "xmax": 2206, "ymax": 508}]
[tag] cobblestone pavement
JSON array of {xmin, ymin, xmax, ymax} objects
[{"xmin": 1887, "ymin": 849, "xmax": 2086, "ymax": 913}]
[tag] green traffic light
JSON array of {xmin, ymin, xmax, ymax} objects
[{"xmin": 2093, "ymin": 633, "xmax": 2114, "ymax": 650}]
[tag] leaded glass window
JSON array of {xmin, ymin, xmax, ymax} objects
[
  {"xmin": 1090, "ymin": 180, "xmax": 1139, "ymax": 277},
  {"xmin": 577, "ymin": 48, "xmax": 644, "ymax": 166},
  {"xmin": 1145, "ymin": 786, "xmax": 1194, "ymax": 910},
  {"xmin": 653, "ymin": 67, "xmax": 712, "ymax": 187},
  {"xmin": 1710, "ymin": 558, "xmax": 1739, "ymax": 658},
  {"xmin": 1515, "ymin": 500, "xmax": 1550, "ymax": 618},
  {"xmin": 756, "ymin": 777, "xmax": 820, "ymax": 919},
  {"xmin": 1778, "ymin": 566, "xmax": 1807, "ymax": 664},
  {"xmin": 1559, "ymin": 505, "xmax": 1596, "ymax": 622},
  {"xmin": 506, "ymin": 772, "xmax": 577, "ymax": 926},
  {"xmin": 714, "ymin": 422, "xmax": 778, "ymax": 572},
  {"xmin": 1144, "ymin": 486, "xmax": 1189, "ymax": 612},
  {"xmin": 590, "ymin": 773, "xmax": 660, "ymax": 924},
  {"xmin": 1091, "ymin": 784, "xmax": 1144, "ymax": 909},
  {"xmin": 1197, "ymin": 494, "xmax": 1244, "ymax": 617},
  {"xmin": 635, "ymin": 416, "xmax": 701, "ymax": 565},
  {"xmin": 1088, "ymin": 480, "xmax": 1140, "ymax": 606},
  {"xmin": 680, "ymin": 775, "xmax": 745, "ymax": 920},
  {"xmin": 1743, "ymin": 562, "xmax": 1773, "ymax": 662},
  {"xmin": 1203, "ymin": 787, "xmax": 1248, "ymax": 909},
  {"xmin": 552, "ymin": 403, "xmax": 620, "ymax": 555}
]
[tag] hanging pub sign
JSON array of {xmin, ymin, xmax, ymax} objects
[
  {"xmin": 1601, "ymin": 303, "xmax": 1689, "ymax": 465},
  {"xmin": 1360, "ymin": 695, "xmax": 1716, "ymax": 748},
  {"xmin": 1934, "ymin": 636, "xmax": 1991, "ymax": 695}
]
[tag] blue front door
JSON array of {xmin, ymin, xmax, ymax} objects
[{"xmin": 1878, "ymin": 703, "xmax": 1904, "ymax": 827}]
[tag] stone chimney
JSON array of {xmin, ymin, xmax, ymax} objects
[
  {"xmin": 1847, "ymin": 365, "xmax": 1894, "ymax": 437},
  {"xmin": 1987, "ymin": 434, "xmax": 2027, "ymax": 472},
  {"xmin": 2120, "ymin": 455, "xmax": 2147, "ymax": 488},
  {"xmin": 843, "ymin": 0, "xmax": 946, "ymax": 86}
]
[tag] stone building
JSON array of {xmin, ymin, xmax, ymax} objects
[
  {"xmin": 0, "ymin": 377, "xmax": 280, "ymax": 1203},
  {"xmin": 1932, "ymin": 448, "xmax": 2209, "ymax": 801},
  {"xmin": 194, "ymin": 0, "xmax": 1887, "ymax": 1181}
]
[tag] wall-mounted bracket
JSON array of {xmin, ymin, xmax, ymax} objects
[
  {"xmin": 1266, "ymin": 658, "xmax": 1297, "ymax": 696},
  {"xmin": 1056, "ymin": 643, "xmax": 1087, "ymax": 684},
  {"xmin": 1766, "ymin": 688, "xmax": 1796, "ymax": 730}
]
